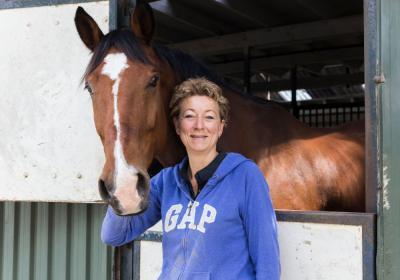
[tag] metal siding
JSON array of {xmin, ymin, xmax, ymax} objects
[
  {"xmin": 0, "ymin": 202, "xmax": 112, "ymax": 280},
  {"xmin": 378, "ymin": 0, "xmax": 400, "ymax": 278}
]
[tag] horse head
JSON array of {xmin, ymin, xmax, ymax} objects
[{"xmin": 74, "ymin": 3, "xmax": 180, "ymax": 215}]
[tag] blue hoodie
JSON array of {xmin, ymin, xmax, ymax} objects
[{"xmin": 101, "ymin": 153, "xmax": 280, "ymax": 280}]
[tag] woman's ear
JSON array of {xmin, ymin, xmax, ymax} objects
[{"xmin": 218, "ymin": 120, "xmax": 225, "ymax": 137}]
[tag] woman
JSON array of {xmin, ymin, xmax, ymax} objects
[{"xmin": 101, "ymin": 78, "xmax": 280, "ymax": 279}]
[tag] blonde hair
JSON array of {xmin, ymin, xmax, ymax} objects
[{"xmin": 169, "ymin": 77, "xmax": 229, "ymax": 122}]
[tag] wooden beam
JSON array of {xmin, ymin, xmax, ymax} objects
[
  {"xmin": 210, "ymin": 0, "xmax": 282, "ymax": 27},
  {"xmin": 168, "ymin": 15, "xmax": 363, "ymax": 55},
  {"xmin": 251, "ymin": 72, "xmax": 364, "ymax": 92},
  {"xmin": 212, "ymin": 47, "xmax": 364, "ymax": 75},
  {"xmin": 150, "ymin": 1, "xmax": 217, "ymax": 37}
]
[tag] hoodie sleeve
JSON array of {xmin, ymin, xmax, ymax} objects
[
  {"xmin": 101, "ymin": 179, "xmax": 162, "ymax": 247},
  {"xmin": 242, "ymin": 162, "xmax": 281, "ymax": 280}
]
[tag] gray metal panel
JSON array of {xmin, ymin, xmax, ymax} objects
[
  {"xmin": 364, "ymin": 0, "xmax": 378, "ymax": 213},
  {"xmin": 377, "ymin": 0, "xmax": 400, "ymax": 278},
  {"xmin": 0, "ymin": 202, "xmax": 112, "ymax": 280}
]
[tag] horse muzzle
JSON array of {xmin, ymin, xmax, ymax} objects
[{"xmin": 98, "ymin": 170, "xmax": 150, "ymax": 215}]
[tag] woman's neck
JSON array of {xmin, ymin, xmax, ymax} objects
[{"xmin": 187, "ymin": 150, "xmax": 219, "ymax": 178}]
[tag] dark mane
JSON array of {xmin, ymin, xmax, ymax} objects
[
  {"xmin": 153, "ymin": 44, "xmax": 236, "ymax": 91},
  {"xmin": 83, "ymin": 29, "xmax": 276, "ymax": 106},
  {"xmin": 83, "ymin": 29, "xmax": 149, "ymax": 80},
  {"xmin": 83, "ymin": 29, "xmax": 234, "ymax": 90}
]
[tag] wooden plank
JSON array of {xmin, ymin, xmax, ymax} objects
[
  {"xmin": 151, "ymin": 1, "xmax": 216, "ymax": 37},
  {"xmin": 213, "ymin": 47, "xmax": 364, "ymax": 75},
  {"xmin": 151, "ymin": 0, "xmax": 279, "ymax": 29},
  {"xmin": 169, "ymin": 15, "xmax": 363, "ymax": 55},
  {"xmin": 251, "ymin": 73, "xmax": 364, "ymax": 92}
]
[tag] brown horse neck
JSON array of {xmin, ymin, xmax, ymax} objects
[
  {"xmin": 154, "ymin": 69, "xmax": 186, "ymax": 167},
  {"xmin": 155, "ymin": 126, "xmax": 186, "ymax": 167},
  {"xmin": 219, "ymin": 89, "xmax": 311, "ymax": 158}
]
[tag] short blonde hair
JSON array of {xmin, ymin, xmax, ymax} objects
[{"xmin": 170, "ymin": 77, "xmax": 229, "ymax": 122}]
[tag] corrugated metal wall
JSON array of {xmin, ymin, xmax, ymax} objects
[{"xmin": 0, "ymin": 202, "xmax": 113, "ymax": 280}]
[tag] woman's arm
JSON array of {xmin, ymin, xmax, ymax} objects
[
  {"xmin": 101, "ymin": 180, "xmax": 161, "ymax": 247},
  {"xmin": 242, "ymin": 162, "xmax": 281, "ymax": 280}
]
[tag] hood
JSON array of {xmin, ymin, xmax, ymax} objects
[{"xmin": 173, "ymin": 152, "xmax": 250, "ymax": 189}]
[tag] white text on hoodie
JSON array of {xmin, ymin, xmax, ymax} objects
[{"xmin": 164, "ymin": 202, "xmax": 217, "ymax": 233}]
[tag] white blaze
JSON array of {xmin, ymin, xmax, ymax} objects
[{"xmin": 101, "ymin": 53, "xmax": 141, "ymax": 213}]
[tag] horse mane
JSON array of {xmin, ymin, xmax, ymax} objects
[
  {"xmin": 153, "ymin": 44, "xmax": 236, "ymax": 91},
  {"xmin": 83, "ymin": 29, "xmax": 149, "ymax": 80},
  {"xmin": 83, "ymin": 29, "xmax": 279, "ymax": 107},
  {"xmin": 83, "ymin": 29, "xmax": 231, "ymax": 86}
]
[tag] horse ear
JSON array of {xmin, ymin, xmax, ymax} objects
[
  {"xmin": 74, "ymin": 6, "xmax": 104, "ymax": 51},
  {"xmin": 130, "ymin": 1, "xmax": 155, "ymax": 45}
]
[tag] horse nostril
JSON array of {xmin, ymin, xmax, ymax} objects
[
  {"xmin": 136, "ymin": 172, "xmax": 149, "ymax": 197},
  {"xmin": 136, "ymin": 171, "xmax": 150, "ymax": 210},
  {"xmin": 98, "ymin": 179, "xmax": 111, "ymax": 201}
]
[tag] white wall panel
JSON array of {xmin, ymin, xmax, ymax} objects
[
  {"xmin": 140, "ymin": 241, "xmax": 163, "ymax": 280},
  {"xmin": 137, "ymin": 221, "xmax": 364, "ymax": 280},
  {"xmin": 0, "ymin": 2, "xmax": 108, "ymax": 202},
  {"xmin": 279, "ymin": 222, "xmax": 363, "ymax": 280}
]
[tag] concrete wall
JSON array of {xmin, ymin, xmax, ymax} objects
[{"xmin": 0, "ymin": 2, "xmax": 108, "ymax": 202}]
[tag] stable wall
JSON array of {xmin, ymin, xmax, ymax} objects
[
  {"xmin": 0, "ymin": 2, "xmax": 113, "ymax": 280},
  {"xmin": 0, "ymin": 1, "xmax": 107, "ymax": 202}
]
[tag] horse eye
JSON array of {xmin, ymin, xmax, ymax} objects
[
  {"xmin": 84, "ymin": 82, "xmax": 94, "ymax": 96},
  {"xmin": 148, "ymin": 74, "xmax": 160, "ymax": 88}
]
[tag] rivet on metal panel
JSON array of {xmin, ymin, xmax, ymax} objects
[
  {"xmin": 76, "ymin": 173, "xmax": 83, "ymax": 179},
  {"xmin": 373, "ymin": 74, "xmax": 386, "ymax": 84},
  {"xmin": 54, "ymin": 20, "xmax": 60, "ymax": 26},
  {"xmin": 23, "ymin": 172, "xmax": 29, "ymax": 178},
  {"xmin": 52, "ymin": 173, "xmax": 57, "ymax": 179}
]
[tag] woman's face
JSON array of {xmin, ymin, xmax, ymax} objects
[{"xmin": 174, "ymin": 95, "xmax": 225, "ymax": 156}]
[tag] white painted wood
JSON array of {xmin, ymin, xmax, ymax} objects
[
  {"xmin": 148, "ymin": 221, "xmax": 163, "ymax": 232},
  {"xmin": 279, "ymin": 222, "xmax": 363, "ymax": 280},
  {"xmin": 0, "ymin": 2, "xmax": 108, "ymax": 202},
  {"xmin": 139, "ymin": 222, "xmax": 363, "ymax": 279},
  {"xmin": 140, "ymin": 241, "xmax": 163, "ymax": 280}
]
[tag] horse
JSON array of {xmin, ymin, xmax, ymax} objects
[{"xmin": 74, "ymin": 3, "xmax": 365, "ymax": 215}]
